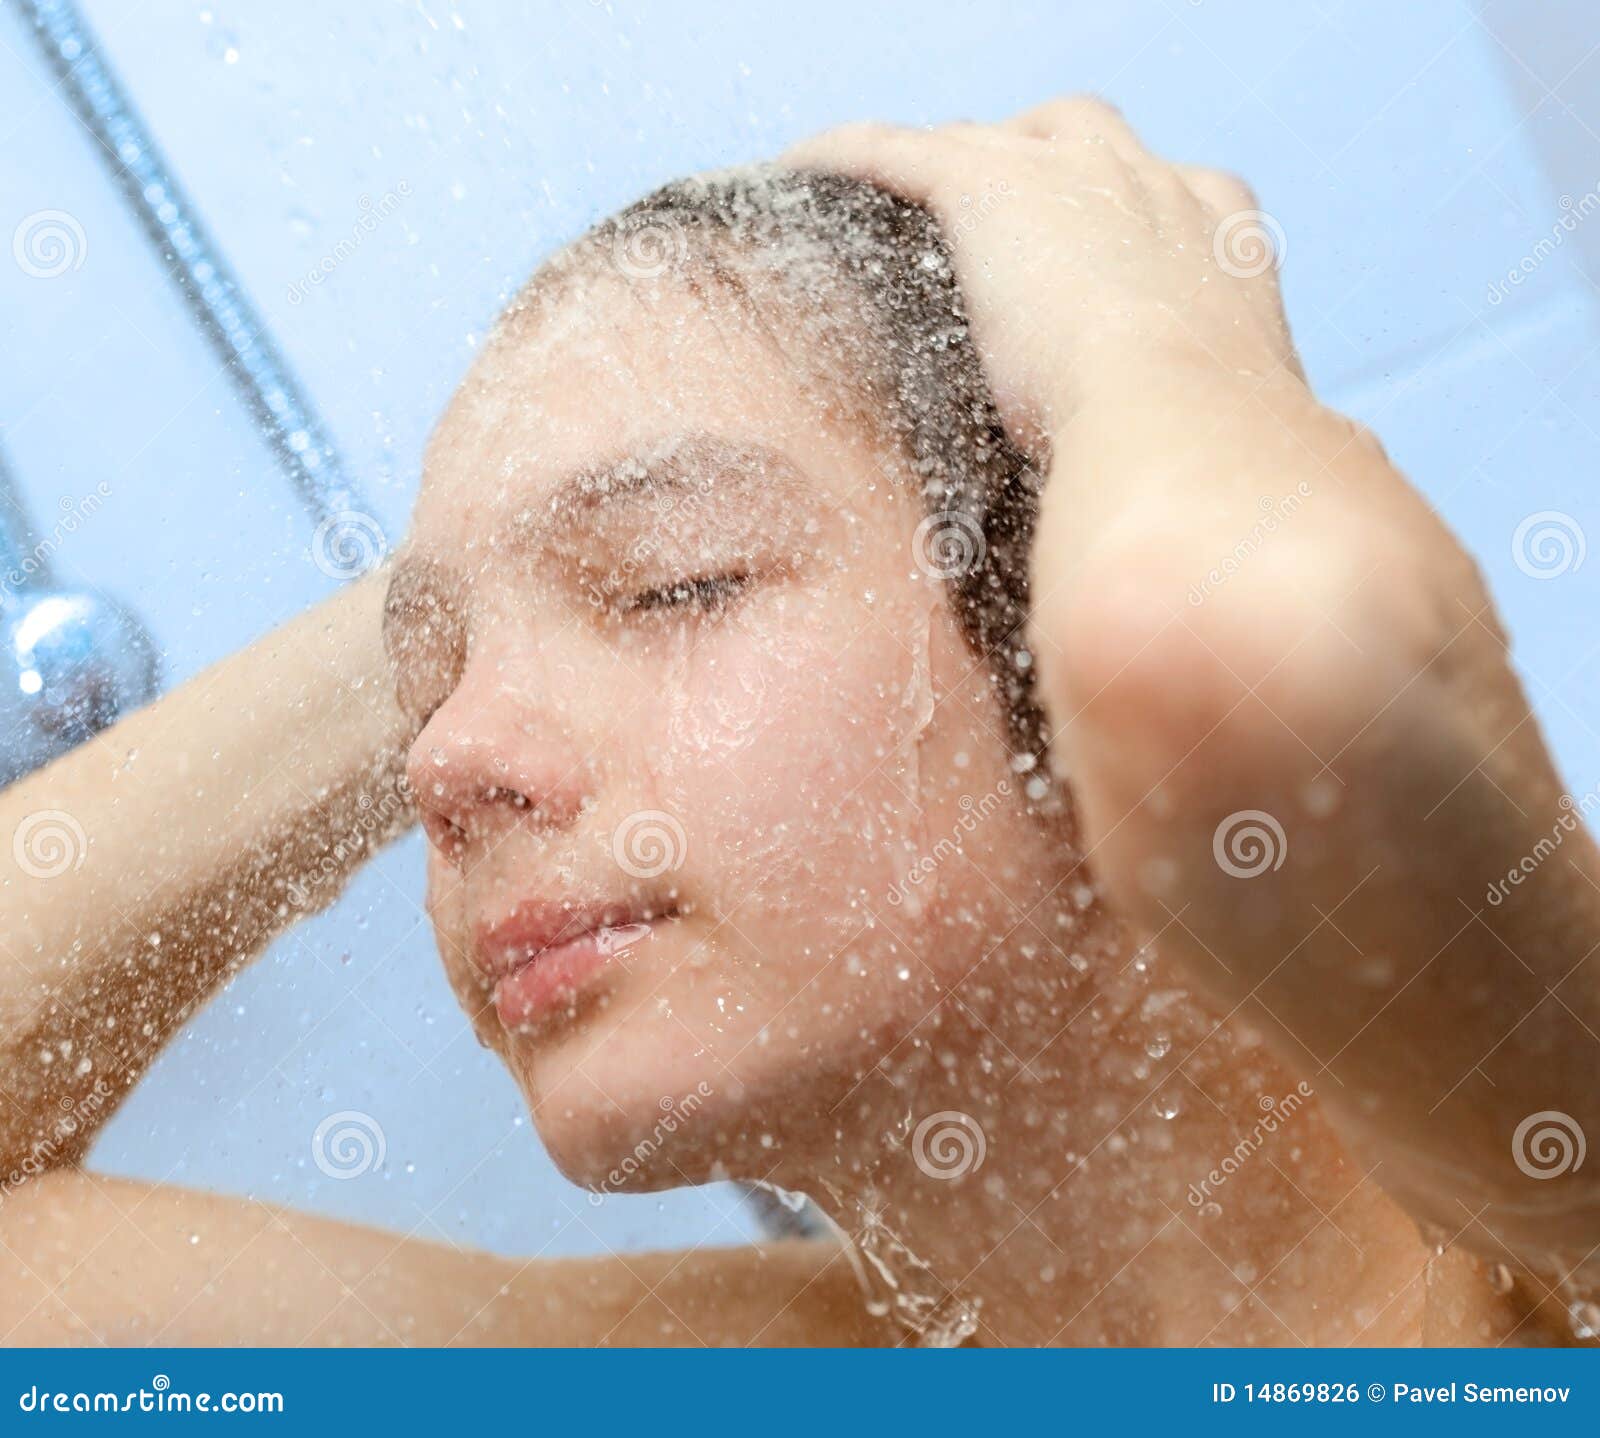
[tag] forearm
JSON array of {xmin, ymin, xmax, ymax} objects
[
  {"xmin": 1033, "ymin": 354, "xmax": 1600, "ymax": 1267},
  {"xmin": 0, "ymin": 572, "xmax": 412, "ymax": 1170}
]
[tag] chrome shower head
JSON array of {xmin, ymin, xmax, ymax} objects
[{"xmin": 0, "ymin": 587, "xmax": 161, "ymax": 787}]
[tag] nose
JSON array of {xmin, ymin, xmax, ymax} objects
[{"xmin": 407, "ymin": 662, "xmax": 591, "ymax": 867}]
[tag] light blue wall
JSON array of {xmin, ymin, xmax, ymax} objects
[{"xmin": 0, "ymin": 0, "xmax": 1593, "ymax": 1257}]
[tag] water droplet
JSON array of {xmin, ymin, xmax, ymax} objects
[
  {"xmin": 1354, "ymin": 954, "xmax": 1395, "ymax": 987},
  {"xmin": 207, "ymin": 28, "xmax": 240, "ymax": 64},
  {"xmin": 1300, "ymin": 777, "xmax": 1342, "ymax": 818}
]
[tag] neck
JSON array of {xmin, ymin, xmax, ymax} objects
[{"xmin": 779, "ymin": 910, "xmax": 1429, "ymax": 1346}]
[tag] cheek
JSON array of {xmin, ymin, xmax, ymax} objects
[{"xmin": 653, "ymin": 582, "xmax": 941, "ymax": 923}]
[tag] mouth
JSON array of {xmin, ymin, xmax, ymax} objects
[{"xmin": 471, "ymin": 898, "xmax": 676, "ymax": 1030}]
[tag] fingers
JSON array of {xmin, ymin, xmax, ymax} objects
[
  {"xmin": 779, "ymin": 122, "xmax": 967, "ymax": 202},
  {"xmin": 781, "ymin": 94, "xmax": 1145, "ymax": 190},
  {"xmin": 1008, "ymin": 100, "xmax": 1256, "ymax": 221},
  {"xmin": 1002, "ymin": 95, "xmax": 1147, "ymax": 160},
  {"xmin": 782, "ymin": 98, "xmax": 1183, "ymax": 208},
  {"xmin": 1175, "ymin": 164, "xmax": 1257, "ymax": 218},
  {"xmin": 782, "ymin": 101, "xmax": 1264, "ymax": 244}
]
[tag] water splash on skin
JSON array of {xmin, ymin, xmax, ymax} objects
[
  {"xmin": 849, "ymin": 1188, "xmax": 981, "ymax": 1346},
  {"xmin": 596, "ymin": 922, "xmax": 651, "ymax": 956},
  {"xmin": 884, "ymin": 597, "xmax": 940, "ymax": 917}
]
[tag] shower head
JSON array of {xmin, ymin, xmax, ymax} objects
[
  {"xmin": 0, "ymin": 587, "xmax": 161, "ymax": 788},
  {"xmin": 0, "ymin": 448, "xmax": 160, "ymax": 789}
]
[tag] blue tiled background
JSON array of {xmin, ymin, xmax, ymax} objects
[{"xmin": 0, "ymin": 0, "xmax": 1594, "ymax": 1258}]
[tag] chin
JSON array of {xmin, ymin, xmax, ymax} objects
[
  {"xmin": 502, "ymin": 1003, "xmax": 733, "ymax": 1194},
  {"xmin": 512, "ymin": 969, "xmax": 934, "ymax": 1198},
  {"xmin": 459, "ymin": 870, "xmax": 978, "ymax": 1193}
]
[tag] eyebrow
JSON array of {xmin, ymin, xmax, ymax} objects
[
  {"xmin": 517, "ymin": 433, "xmax": 810, "ymax": 554},
  {"xmin": 383, "ymin": 432, "xmax": 811, "ymax": 644}
]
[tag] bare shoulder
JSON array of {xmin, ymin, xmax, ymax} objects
[{"xmin": 0, "ymin": 1169, "xmax": 883, "ymax": 1347}]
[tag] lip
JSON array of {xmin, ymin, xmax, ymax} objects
[{"xmin": 471, "ymin": 899, "xmax": 668, "ymax": 1029}]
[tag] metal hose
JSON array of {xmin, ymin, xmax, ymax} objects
[{"xmin": 13, "ymin": 0, "xmax": 371, "ymax": 529}]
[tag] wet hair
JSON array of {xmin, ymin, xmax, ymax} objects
[{"xmin": 522, "ymin": 166, "xmax": 1049, "ymax": 771}]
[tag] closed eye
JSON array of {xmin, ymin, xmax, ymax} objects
[{"xmin": 624, "ymin": 573, "xmax": 752, "ymax": 616}]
